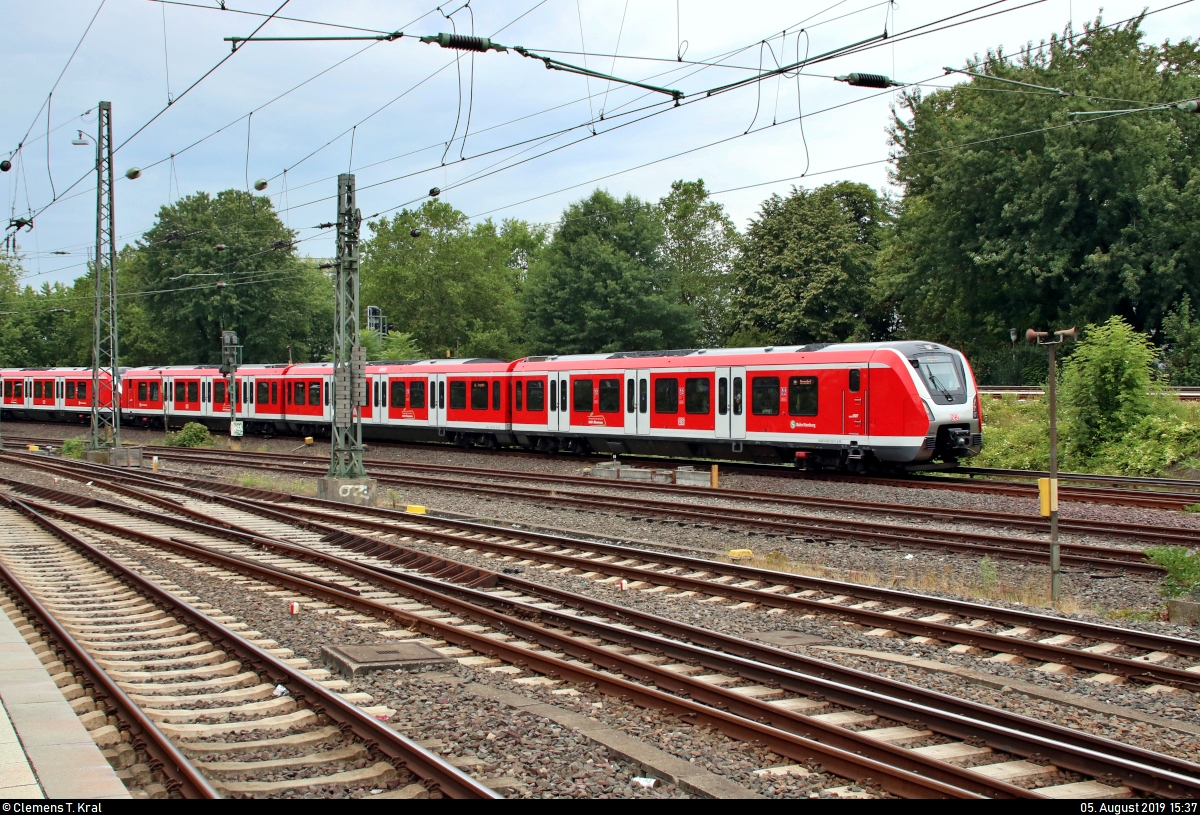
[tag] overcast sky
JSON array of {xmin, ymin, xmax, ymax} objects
[{"xmin": 4, "ymin": 0, "xmax": 1199, "ymax": 286}]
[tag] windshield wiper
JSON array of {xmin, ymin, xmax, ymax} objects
[{"xmin": 926, "ymin": 373, "xmax": 955, "ymax": 402}]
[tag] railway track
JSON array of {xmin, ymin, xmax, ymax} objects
[
  {"xmin": 6, "ymin": 432, "xmax": 1200, "ymax": 511},
  {"xmin": 126, "ymin": 446, "xmax": 1163, "ymax": 574},
  {"xmin": 0, "ymin": 492, "xmax": 497, "ymax": 799},
  {"xmin": 2, "ymin": 468, "xmax": 1193, "ymax": 798},
  {"xmin": 9, "ymin": 454, "xmax": 1195, "ymax": 691}
]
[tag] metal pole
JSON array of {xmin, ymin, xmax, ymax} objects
[
  {"xmin": 1048, "ymin": 343, "xmax": 1060, "ymax": 603},
  {"xmin": 89, "ymin": 100, "xmax": 120, "ymax": 453},
  {"xmin": 328, "ymin": 173, "xmax": 366, "ymax": 479}
]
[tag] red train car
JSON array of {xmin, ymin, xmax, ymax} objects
[{"xmin": 0, "ymin": 341, "xmax": 981, "ymax": 470}]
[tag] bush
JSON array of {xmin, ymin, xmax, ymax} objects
[
  {"xmin": 61, "ymin": 437, "xmax": 85, "ymax": 459},
  {"xmin": 1088, "ymin": 403, "xmax": 1200, "ymax": 476},
  {"xmin": 974, "ymin": 395, "xmax": 1054, "ymax": 470},
  {"xmin": 166, "ymin": 422, "xmax": 212, "ymax": 448},
  {"xmin": 1062, "ymin": 316, "xmax": 1159, "ymax": 460},
  {"xmin": 1146, "ymin": 546, "xmax": 1200, "ymax": 599}
]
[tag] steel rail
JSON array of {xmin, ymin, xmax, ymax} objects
[
  {"xmin": 0, "ymin": 493, "xmax": 499, "ymax": 800},
  {"xmin": 144, "ymin": 446, "xmax": 1200, "ymax": 545},
  {"xmin": 12, "ymin": 455, "xmax": 1198, "ymax": 683},
  {"xmin": 0, "ymin": 556, "xmax": 220, "ymax": 799},
  {"xmin": 3, "ymin": 497, "xmax": 988, "ymax": 798},
  {"xmin": 11, "ymin": 483, "xmax": 1196, "ymax": 799},
  {"xmin": 129, "ymin": 449, "xmax": 1161, "ymax": 573}
]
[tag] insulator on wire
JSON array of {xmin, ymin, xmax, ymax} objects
[
  {"xmin": 0, "ymin": 160, "xmax": 10, "ymax": 173},
  {"xmin": 836, "ymin": 73, "xmax": 902, "ymax": 89},
  {"xmin": 419, "ymin": 33, "xmax": 507, "ymax": 52}
]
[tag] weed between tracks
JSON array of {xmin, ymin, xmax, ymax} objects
[
  {"xmin": 230, "ymin": 472, "xmax": 316, "ymax": 496},
  {"xmin": 723, "ymin": 549, "xmax": 1083, "ymax": 613}
]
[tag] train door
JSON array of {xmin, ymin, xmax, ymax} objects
[
  {"xmin": 844, "ymin": 368, "xmax": 864, "ymax": 436},
  {"xmin": 241, "ymin": 376, "xmax": 254, "ymax": 420},
  {"xmin": 623, "ymin": 369, "xmax": 650, "ymax": 435},
  {"xmin": 430, "ymin": 373, "xmax": 446, "ymax": 428},
  {"xmin": 31, "ymin": 377, "xmax": 54, "ymax": 410},
  {"xmin": 714, "ymin": 367, "xmax": 731, "ymax": 439},
  {"xmin": 367, "ymin": 373, "xmax": 385, "ymax": 425},
  {"xmin": 730, "ymin": 367, "xmax": 747, "ymax": 439},
  {"xmin": 548, "ymin": 373, "xmax": 569, "ymax": 432}
]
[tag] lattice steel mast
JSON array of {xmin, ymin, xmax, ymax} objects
[
  {"xmin": 90, "ymin": 101, "xmax": 120, "ymax": 452},
  {"xmin": 328, "ymin": 173, "xmax": 367, "ymax": 478}
]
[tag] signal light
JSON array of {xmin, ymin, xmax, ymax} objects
[{"xmin": 835, "ymin": 73, "xmax": 903, "ymax": 88}]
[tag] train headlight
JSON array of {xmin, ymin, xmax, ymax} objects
[{"xmin": 922, "ymin": 400, "xmax": 936, "ymax": 422}]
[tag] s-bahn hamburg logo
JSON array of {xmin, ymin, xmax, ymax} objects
[{"xmin": 587, "ymin": 414, "xmax": 605, "ymax": 427}]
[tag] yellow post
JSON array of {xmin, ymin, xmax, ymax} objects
[
  {"xmin": 710, "ymin": 464, "xmax": 719, "ymax": 489},
  {"xmin": 1038, "ymin": 477, "xmax": 1058, "ymax": 517},
  {"xmin": 152, "ymin": 456, "xmax": 159, "ymax": 473}
]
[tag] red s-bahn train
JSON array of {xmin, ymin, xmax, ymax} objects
[{"xmin": 0, "ymin": 341, "xmax": 982, "ymax": 470}]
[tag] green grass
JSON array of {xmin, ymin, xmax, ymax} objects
[{"xmin": 976, "ymin": 393, "xmax": 1200, "ymax": 477}]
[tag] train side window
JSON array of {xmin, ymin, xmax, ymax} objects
[
  {"xmin": 309, "ymin": 382, "xmax": 321, "ymax": 406},
  {"xmin": 849, "ymin": 369, "xmax": 861, "ymax": 392},
  {"xmin": 626, "ymin": 379, "xmax": 634, "ymax": 413},
  {"xmin": 411, "ymin": 380, "xmax": 425, "ymax": 409},
  {"xmin": 297, "ymin": 382, "xmax": 308, "ymax": 406},
  {"xmin": 732, "ymin": 377, "xmax": 743, "ymax": 415},
  {"xmin": 149, "ymin": 382, "xmax": 159, "ymax": 401},
  {"xmin": 751, "ymin": 376, "xmax": 780, "ymax": 415},
  {"xmin": 138, "ymin": 382, "xmax": 147, "ymax": 401},
  {"xmin": 13, "ymin": 382, "xmax": 22, "ymax": 399},
  {"xmin": 391, "ymin": 381, "xmax": 406, "ymax": 409},
  {"xmin": 438, "ymin": 381, "xmax": 445, "ymax": 409},
  {"xmin": 447, "ymin": 380, "xmax": 464, "ymax": 409},
  {"xmin": 599, "ymin": 379, "xmax": 621, "ymax": 413},
  {"xmin": 188, "ymin": 382, "xmax": 199, "ymax": 403},
  {"xmin": 33, "ymin": 381, "xmax": 42, "ymax": 399},
  {"xmin": 515, "ymin": 380, "xmax": 524, "ymax": 411},
  {"xmin": 573, "ymin": 379, "xmax": 593, "ymax": 413},
  {"xmin": 176, "ymin": 382, "xmax": 186, "ymax": 402},
  {"xmin": 493, "ymin": 380, "xmax": 501, "ymax": 411},
  {"xmin": 638, "ymin": 378, "xmax": 648, "ymax": 413},
  {"xmin": 271, "ymin": 382, "xmax": 278, "ymax": 405},
  {"xmin": 66, "ymin": 381, "xmax": 76, "ymax": 400},
  {"xmin": 527, "ymin": 380, "xmax": 544, "ymax": 411},
  {"xmin": 259, "ymin": 382, "xmax": 268, "ymax": 405},
  {"xmin": 549, "ymin": 380, "xmax": 557, "ymax": 412},
  {"xmin": 685, "ymin": 377, "xmax": 710, "ymax": 414},
  {"xmin": 3, "ymin": 381, "xmax": 10, "ymax": 398},
  {"xmin": 654, "ymin": 378, "xmax": 679, "ymax": 414},
  {"xmin": 561, "ymin": 379, "xmax": 568, "ymax": 412},
  {"xmin": 214, "ymin": 381, "xmax": 226, "ymax": 405},
  {"xmin": 76, "ymin": 382, "xmax": 84, "ymax": 401},
  {"xmin": 373, "ymin": 381, "xmax": 380, "ymax": 408},
  {"xmin": 788, "ymin": 376, "xmax": 818, "ymax": 416},
  {"xmin": 718, "ymin": 377, "xmax": 728, "ymax": 415},
  {"xmin": 469, "ymin": 381, "xmax": 487, "ymax": 410}
]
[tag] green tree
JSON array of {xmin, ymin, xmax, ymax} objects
[
  {"xmin": 523, "ymin": 189, "xmax": 697, "ymax": 354},
  {"xmin": 657, "ymin": 179, "xmax": 741, "ymax": 346},
  {"xmin": 1062, "ymin": 316, "xmax": 1159, "ymax": 459},
  {"xmin": 362, "ymin": 201, "xmax": 538, "ymax": 360},
  {"xmin": 731, "ymin": 182, "xmax": 886, "ymax": 345},
  {"xmin": 1163, "ymin": 296, "xmax": 1200, "ymax": 386},
  {"xmin": 882, "ymin": 18, "xmax": 1200, "ymax": 359},
  {"xmin": 123, "ymin": 190, "xmax": 331, "ymax": 364}
]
